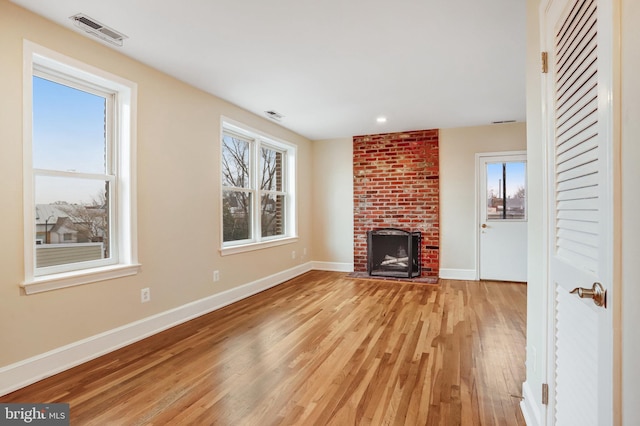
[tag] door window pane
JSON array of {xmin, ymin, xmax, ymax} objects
[{"xmin": 486, "ymin": 161, "xmax": 526, "ymax": 220}]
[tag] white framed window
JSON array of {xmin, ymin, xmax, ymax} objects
[
  {"xmin": 22, "ymin": 41, "xmax": 139, "ymax": 294},
  {"xmin": 220, "ymin": 119, "xmax": 297, "ymax": 255}
]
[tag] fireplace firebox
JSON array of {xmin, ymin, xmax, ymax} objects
[{"xmin": 367, "ymin": 228, "xmax": 421, "ymax": 278}]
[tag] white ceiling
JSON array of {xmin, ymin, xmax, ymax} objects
[{"xmin": 11, "ymin": 0, "xmax": 526, "ymax": 140}]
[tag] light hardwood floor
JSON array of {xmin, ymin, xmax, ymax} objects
[{"xmin": 1, "ymin": 271, "xmax": 527, "ymax": 425}]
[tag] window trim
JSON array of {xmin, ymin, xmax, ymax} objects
[
  {"xmin": 220, "ymin": 117, "xmax": 297, "ymax": 255},
  {"xmin": 22, "ymin": 40, "xmax": 140, "ymax": 294}
]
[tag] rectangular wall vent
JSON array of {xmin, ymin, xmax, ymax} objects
[
  {"xmin": 264, "ymin": 110, "xmax": 284, "ymax": 121},
  {"xmin": 69, "ymin": 14, "xmax": 128, "ymax": 47}
]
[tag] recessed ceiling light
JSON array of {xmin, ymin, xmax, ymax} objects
[{"xmin": 376, "ymin": 117, "xmax": 387, "ymax": 123}]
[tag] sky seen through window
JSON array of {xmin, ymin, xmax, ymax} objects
[{"xmin": 33, "ymin": 76, "xmax": 107, "ymax": 205}]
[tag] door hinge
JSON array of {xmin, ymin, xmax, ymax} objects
[
  {"xmin": 542, "ymin": 383, "xmax": 549, "ymax": 405},
  {"xmin": 541, "ymin": 52, "xmax": 549, "ymax": 74}
]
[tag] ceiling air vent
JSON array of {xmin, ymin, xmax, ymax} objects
[
  {"xmin": 69, "ymin": 14, "xmax": 128, "ymax": 47},
  {"xmin": 264, "ymin": 110, "xmax": 284, "ymax": 122}
]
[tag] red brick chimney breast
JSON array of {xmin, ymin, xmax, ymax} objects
[{"xmin": 353, "ymin": 129, "xmax": 439, "ymax": 277}]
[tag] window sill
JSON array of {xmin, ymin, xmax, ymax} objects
[
  {"xmin": 21, "ymin": 263, "xmax": 142, "ymax": 295},
  {"xmin": 220, "ymin": 237, "xmax": 298, "ymax": 256}
]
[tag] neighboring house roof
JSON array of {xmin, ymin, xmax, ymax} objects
[{"xmin": 35, "ymin": 204, "xmax": 70, "ymax": 225}]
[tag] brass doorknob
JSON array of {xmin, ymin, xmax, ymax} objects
[
  {"xmin": 481, "ymin": 224, "xmax": 487, "ymax": 228},
  {"xmin": 570, "ymin": 282, "xmax": 606, "ymax": 308}
]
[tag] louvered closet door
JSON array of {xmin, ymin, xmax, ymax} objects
[{"xmin": 543, "ymin": 0, "xmax": 615, "ymax": 424}]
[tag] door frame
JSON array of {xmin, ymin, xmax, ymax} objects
[
  {"xmin": 475, "ymin": 150, "xmax": 527, "ymax": 281},
  {"xmin": 540, "ymin": 0, "xmax": 622, "ymax": 424}
]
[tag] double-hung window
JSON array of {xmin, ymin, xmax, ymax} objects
[
  {"xmin": 23, "ymin": 41, "xmax": 139, "ymax": 294},
  {"xmin": 221, "ymin": 120, "xmax": 296, "ymax": 253}
]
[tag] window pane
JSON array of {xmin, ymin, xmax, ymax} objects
[
  {"xmin": 486, "ymin": 161, "xmax": 526, "ymax": 220},
  {"xmin": 505, "ymin": 162, "xmax": 526, "ymax": 219},
  {"xmin": 223, "ymin": 190, "xmax": 252, "ymax": 242},
  {"xmin": 222, "ymin": 135, "xmax": 250, "ymax": 188},
  {"xmin": 260, "ymin": 147, "xmax": 283, "ymax": 191},
  {"xmin": 261, "ymin": 194, "xmax": 285, "ymax": 237},
  {"xmin": 35, "ymin": 176, "xmax": 111, "ymax": 268},
  {"xmin": 32, "ymin": 76, "xmax": 107, "ymax": 174}
]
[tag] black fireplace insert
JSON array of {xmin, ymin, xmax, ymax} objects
[{"xmin": 367, "ymin": 228, "xmax": 421, "ymax": 278}]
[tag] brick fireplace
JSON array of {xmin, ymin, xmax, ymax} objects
[{"xmin": 353, "ymin": 129, "xmax": 439, "ymax": 278}]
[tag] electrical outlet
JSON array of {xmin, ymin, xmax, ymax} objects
[
  {"xmin": 141, "ymin": 287, "xmax": 151, "ymax": 303},
  {"xmin": 213, "ymin": 270, "xmax": 220, "ymax": 282},
  {"xmin": 291, "ymin": 250, "xmax": 296, "ymax": 259}
]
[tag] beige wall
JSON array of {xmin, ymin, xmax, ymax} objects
[
  {"xmin": 311, "ymin": 138, "xmax": 354, "ymax": 265},
  {"xmin": 439, "ymin": 123, "xmax": 527, "ymax": 275},
  {"xmin": 0, "ymin": 0, "xmax": 312, "ymax": 367}
]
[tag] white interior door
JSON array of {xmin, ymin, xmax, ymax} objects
[
  {"xmin": 543, "ymin": 0, "xmax": 615, "ymax": 424},
  {"xmin": 478, "ymin": 153, "xmax": 527, "ymax": 282}
]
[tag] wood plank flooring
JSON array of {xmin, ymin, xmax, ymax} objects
[{"xmin": 1, "ymin": 271, "xmax": 527, "ymax": 425}]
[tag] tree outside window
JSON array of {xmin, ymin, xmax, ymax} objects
[{"xmin": 221, "ymin": 125, "xmax": 292, "ymax": 248}]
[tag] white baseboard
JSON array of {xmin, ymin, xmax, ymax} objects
[
  {"xmin": 311, "ymin": 261, "xmax": 354, "ymax": 272},
  {"xmin": 520, "ymin": 380, "xmax": 543, "ymax": 426},
  {"xmin": 0, "ymin": 262, "xmax": 313, "ymax": 397},
  {"xmin": 438, "ymin": 268, "xmax": 477, "ymax": 280}
]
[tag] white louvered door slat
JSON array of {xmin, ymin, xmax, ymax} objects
[
  {"xmin": 556, "ymin": 135, "xmax": 597, "ymax": 165},
  {"xmin": 556, "ymin": 161, "xmax": 598, "ymax": 184},
  {"xmin": 557, "ymin": 228, "xmax": 598, "ymax": 248},
  {"xmin": 556, "ymin": 208, "xmax": 598, "ymax": 222},
  {"xmin": 556, "ymin": 184, "xmax": 598, "ymax": 201},
  {"xmin": 556, "ymin": 172, "xmax": 598, "ymax": 191},
  {"xmin": 556, "ymin": 118, "xmax": 598, "ymax": 151},
  {"xmin": 557, "ymin": 197, "xmax": 598, "ymax": 211},
  {"xmin": 553, "ymin": 0, "xmax": 599, "ymax": 273},
  {"xmin": 556, "ymin": 218, "xmax": 598, "ymax": 233},
  {"xmin": 543, "ymin": 0, "xmax": 615, "ymax": 424},
  {"xmin": 556, "ymin": 68, "xmax": 597, "ymax": 117}
]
